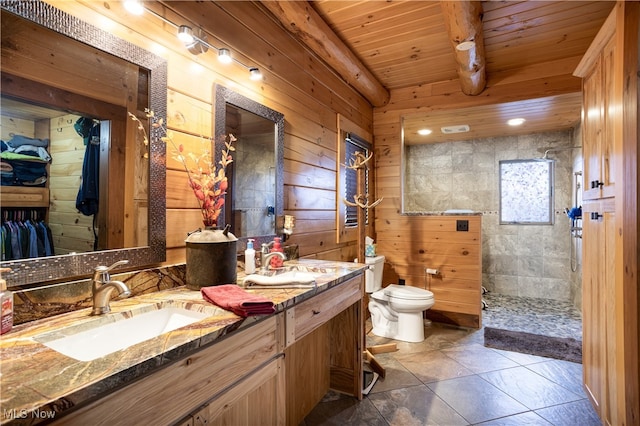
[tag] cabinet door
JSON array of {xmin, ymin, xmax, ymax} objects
[
  {"xmin": 582, "ymin": 36, "xmax": 616, "ymax": 201},
  {"xmin": 582, "ymin": 60, "xmax": 604, "ymax": 200},
  {"xmin": 582, "ymin": 58, "xmax": 604, "ymax": 201},
  {"xmin": 188, "ymin": 357, "xmax": 285, "ymax": 426},
  {"xmin": 600, "ymin": 36, "xmax": 616, "ymax": 198},
  {"xmin": 582, "ymin": 200, "xmax": 617, "ymax": 424}
]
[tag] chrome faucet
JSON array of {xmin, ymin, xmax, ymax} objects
[
  {"xmin": 260, "ymin": 243, "xmax": 286, "ymax": 272},
  {"xmin": 90, "ymin": 260, "xmax": 131, "ymax": 315}
]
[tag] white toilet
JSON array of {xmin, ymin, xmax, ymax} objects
[{"xmin": 365, "ymin": 255, "xmax": 435, "ymax": 343}]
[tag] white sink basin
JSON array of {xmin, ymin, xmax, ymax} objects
[{"xmin": 36, "ymin": 306, "xmax": 210, "ymax": 361}]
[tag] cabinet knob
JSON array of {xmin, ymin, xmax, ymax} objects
[
  {"xmin": 590, "ymin": 212, "xmax": 603, "ymax": 220},
  {"xmin": 591, "ymin": 180, "xmax": 604, "ymax": 189}
]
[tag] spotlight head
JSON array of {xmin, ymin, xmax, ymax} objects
[
  {"xmin": 249, "ymin": 67, "xmax": 262, "ymax": 81},
  {"xmin": 177, "ymin": 25, "xmax": 194, "ymax": 44},
  {"xmin": 123, "ymin": 0, "xmax": 144, "ymax": 15},
  {"xmin": 218, "ymin": 48, "xmax": 232, "ymax": 64}
]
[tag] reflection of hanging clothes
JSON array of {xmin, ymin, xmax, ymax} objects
[
  {"xmin": 1, "ymin": 210, "xmax": 54, "ymax": 260},
  {"xmin": 75, "ymin": 117, "xmax": 100, "ymax": 216}
]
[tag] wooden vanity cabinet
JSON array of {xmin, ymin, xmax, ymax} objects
[
  {"xmin": 54, "ymin": 315, "xmax": 284, "ymax": 426},
  {"xmin": 52, "ymin": 273, "xmax": 365, "ymax": 426},
  {"xmin": 284, "ymin": 275, "xmax": 364, "ymax": 425}
]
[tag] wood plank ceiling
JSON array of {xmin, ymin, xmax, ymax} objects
[{"xmin": 306, "ymin": 1, "xmax": 615, "ymax": 144}]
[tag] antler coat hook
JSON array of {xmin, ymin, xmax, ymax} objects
[
  {"xmin": 343, "ymin": 151, "xmax": 383, "ymax": 209},
  {"xmin": 343, "ymin": 194, "xmax": 383, "ymax": 209}
]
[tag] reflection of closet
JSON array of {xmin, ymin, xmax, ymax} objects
[
  {"xmin": 1, "ymin": 101, "xmax": 95, "ymax": 256},
  {"xmin": 573, "ymin": 2, "xmax": 639, "ymax": 424},
  {"xmin": 1, "ymin": 109, "xmax": 51, "ymax": 209},
  {"xmin": 1, "ymin": 8, "xmax": 149, "ymax": 255}
]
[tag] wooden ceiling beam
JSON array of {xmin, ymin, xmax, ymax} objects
[
  {"xmin": 259, "ymin": 1, "xmax": 390, "ymax": 107},
  {"xmin": 440, "ymin": 1, "xmax": 486, "ymax": 95}
]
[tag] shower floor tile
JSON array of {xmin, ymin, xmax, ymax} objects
[{"xmin": 482, "ymin": 293, "xmax": 582, "ymax": 339}]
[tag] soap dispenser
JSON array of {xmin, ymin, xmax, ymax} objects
[
  {"xmin": 245, "ymin": 239, "xmax": 256, "ymax": 274},
  {"xmin": 269, "ymin": 237, "xmax": 284, "ymax": 268},
  {"xmin": 0, "ymin": 268, "xmax": 13, "ymax": 335}
]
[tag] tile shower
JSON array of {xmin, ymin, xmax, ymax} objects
[{"xmin": 404, "ymin": 128, "xmax": 583, "ymax": 308}]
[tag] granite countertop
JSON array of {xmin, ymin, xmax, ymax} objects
[{"xmin": 0, "ymin": 259, "xmax": 366, "ymax": 424}]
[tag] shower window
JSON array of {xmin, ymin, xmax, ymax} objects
[{"xmin": 499, "ymin": 159, "xmax": 554, "ymax": 225}]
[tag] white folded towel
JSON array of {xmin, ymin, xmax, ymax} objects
[{"xmin": 243, "ymin": 271, "xmax": 318, "ymax": 288}]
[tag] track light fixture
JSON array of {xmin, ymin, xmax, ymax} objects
[
  {"xmin": 249, "ymin": 67, "xmax": 263, "ymax": 81},
  {"xmin": 130, "ymin": 6, "xmax": 262, "ymax": 80},
  {"xmin": 123, "ymin": 0, "xmax": 144, "ymax": 16},
  {"xmin": 218, "ymin": 48, "xmax": 232, "ymax": 64},
  {"xmin": 177, "ymin": 25, "xmax": 194, "ymax": 44}
]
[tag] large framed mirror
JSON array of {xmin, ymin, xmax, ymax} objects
[
  {"xmin": 0, "ymin": 0, "xmax": 167, "ymax": 287},
  {"xmin": 214, "ymin": 85, "xmax": 284, "ymax": 247}
]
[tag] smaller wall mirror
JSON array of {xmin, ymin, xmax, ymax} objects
[{"xmin": 214, "ymin": 85, "xmax": 284, "ymax": 247}]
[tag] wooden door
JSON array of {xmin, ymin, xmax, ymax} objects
[
  {"xmin": 582, "ymin": 200, "xmax": 605, "ymax": 413},
  {"xmin": 581, "ymin": 58, "xmax": 604, "ymax": 201},
  {"xmin": 600, "ymin": 36, "xmax": 616, "ymax": 199},
  {"xmin": 582, "ymin": 199, "xmax": 617, "ymax": 425}
]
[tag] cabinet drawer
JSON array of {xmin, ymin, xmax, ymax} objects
[{"xmin": 286, "ymin": 275, "xmax": 362, "ymax": 346}]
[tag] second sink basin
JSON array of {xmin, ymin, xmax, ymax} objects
[{"xmin": 35, "ymin": 304, "xmax": 211, "ymax": 362}]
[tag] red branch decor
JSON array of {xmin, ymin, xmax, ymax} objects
[{"xmin": 129, "ymin": 109, "xmax": 235, "ymax": 227}]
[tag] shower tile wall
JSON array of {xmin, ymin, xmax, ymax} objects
[
  {"xmin": 405, "ymin": 129, "xmax": 579, "ymax": 303},
  {"xmin": 234, "ymin": 135, "xmax": 276, "ymax": 237}
]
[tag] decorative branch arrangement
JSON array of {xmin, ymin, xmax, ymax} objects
[{"xmin": 343, "ymin": 151, "xmax": 383, "ymax": 210}]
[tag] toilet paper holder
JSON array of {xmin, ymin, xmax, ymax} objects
[{"xmin": 425, "ymin": 268, "xmax": 439, "ymax": 275}]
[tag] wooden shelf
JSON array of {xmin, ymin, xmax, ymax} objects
[{"xmin": 0, "ymin": 186, "xmax": 49, "ymax": 208}]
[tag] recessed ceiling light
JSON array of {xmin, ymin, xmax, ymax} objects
[
  {"xmin": 417, "ymin": 128, "xmax": 432, "ymax": 136},
  {"xmin": 507, "ymin": 118, "xmax": 526, "ymax": 126}
]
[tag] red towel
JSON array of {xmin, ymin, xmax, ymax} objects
[{"xmin": 201, "ymin": 284, "xmax": 275, "ymax": 317}]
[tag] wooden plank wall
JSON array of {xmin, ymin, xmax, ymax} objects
[
  {"xmin": 377, "ymin": 214, "xmax": 482, "ymax": 328},
  {"xmin": 48, "ymin": 1, "xmax": 374, "ymax": 265}
]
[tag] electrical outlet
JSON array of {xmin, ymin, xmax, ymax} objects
[{"xmin": 456, "ymin": 220, "xmax": 469, "ymax": 232}]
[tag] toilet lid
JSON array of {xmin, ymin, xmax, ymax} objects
[
  {"xmin": 384, "ymin": 284, "xmax": 434, "ymax": 301},
  {"xmin": 370, "ymin": 289, "xmax": 389, "ymax": 302}
]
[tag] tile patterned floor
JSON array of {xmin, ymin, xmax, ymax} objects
[{"xmin": 301, "ymin": 295, "xmax": 599, "ymax": 426}]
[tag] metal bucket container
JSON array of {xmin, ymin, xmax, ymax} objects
[{"xmin": 185, "ymin": 226, "xmax": 237, "ymax": 290}]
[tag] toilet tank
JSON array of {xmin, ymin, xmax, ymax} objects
[{"xmin": 364, "ymin": 255, "xmax": 385, "ymax": 293}]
